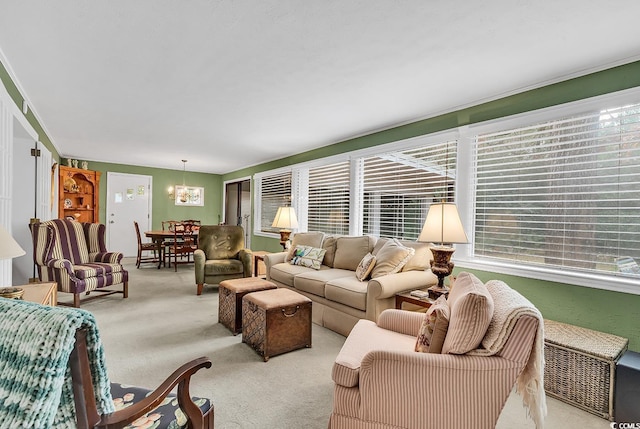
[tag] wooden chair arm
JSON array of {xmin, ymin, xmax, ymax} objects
[{"xmin": 97, "ymin": 357, "xmax": 212, "ymax": 429}]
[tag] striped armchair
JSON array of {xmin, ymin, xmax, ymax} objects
[
  {"xmin": 30, "ymin": 219, "xmax": 128, "ymax": 307},
  {"xmin": 329, "ymin": 276, "xmax": 545, "ymax": 429}
]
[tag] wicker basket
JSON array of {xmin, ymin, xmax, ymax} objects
[
  {"xmin": 543, "ymin": 319, "xmax": 628, "ymax": 420},
  {"xmin": 0, "ymin": 287, "xmax": 24, "ymax": 299}
]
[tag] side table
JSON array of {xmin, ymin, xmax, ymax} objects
[
  {"xmin": 395, "ymin": 290, "xmax": 434, "ymax": 311},
  {"xmin": 20, "ymin": 282, "xmax": 57, "ymax": 306},
  {"xmin": 253, "ymin": 251, "xmax": 270, "ymax": 278}
]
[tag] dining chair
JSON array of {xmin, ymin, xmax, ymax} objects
[
  {"xmin": 134, "ymin": 221, "xmax": 159, "ymax": 268},
  {"xmin": 161, "ymin": 220, "xmax": 180, "ymax": 266},
  {"xmin": 161, "ymin": 220, "xmax": 179, "ymax": 231},
  {"xmin": 182, "ymin": 219, "xmax": 201, "ymax": 226},
  {"xmin": 171, "ymin": 222, "xmax": 198, "ymax": 271}
]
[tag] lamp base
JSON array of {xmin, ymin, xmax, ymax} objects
[
  {"xmin": 279, "ymin": 230, "xmax": 292, "ymax": 250},
  {"xmin": 429, "ymin": 245, "xmax": 456, "ymax": 289}
]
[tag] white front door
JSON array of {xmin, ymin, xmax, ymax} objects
[{"xmin": 106, "ymin": 172, "xmax": 152, "ymax": 257}]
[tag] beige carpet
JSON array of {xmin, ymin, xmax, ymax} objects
[{"xmin": 74, "ymin": 258, "xmax": 610, "ymax": 428}]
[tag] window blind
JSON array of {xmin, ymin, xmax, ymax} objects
[
  {"xmin": 258, "ymin": 171, "xmax": 292, "ymax": 234},
  {"xmin": 308, "ymin": 161, "xmax": 350, "ymax": 235},
  {"xmin": 361, "ymin": 141, "xmax": 457, "ymax": 240},
  {"xmin": 475, "ymin": 104, "xmax": 640, "ymax": 277}
]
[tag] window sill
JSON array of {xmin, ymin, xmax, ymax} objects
[
  {"xmin": 454, "ymin": 257, "xmax": 640, "ymax": 296},
  {"xmin": 254, "ymin": 231, "xmax": 281, "ymax": 240}
]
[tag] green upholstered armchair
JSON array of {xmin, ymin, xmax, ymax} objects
[{"xmin": 194, "ymin": 225, "xmax": 253, "ymax": 295}]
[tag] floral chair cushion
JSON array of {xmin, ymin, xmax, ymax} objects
[{"xmin": 110, "ymin": 382, "xmax": 212, "ymax": 429}]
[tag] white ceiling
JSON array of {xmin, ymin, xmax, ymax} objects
[{"xmin": 1, "ymin": 1, "xmax": 640, "ymax": 174}]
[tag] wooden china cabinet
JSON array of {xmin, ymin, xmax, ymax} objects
[{"xmin": 58, "ymin": 165, "xmax": 101, "ymax": 223}]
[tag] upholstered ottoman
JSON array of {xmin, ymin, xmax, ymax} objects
[
  {"xmin": 218, "ymin": 277, "xmax": 277, "ymax": 335},
  {"xmin": 242, "ymin": 288, "xmax": 312, "ymax": 361}
]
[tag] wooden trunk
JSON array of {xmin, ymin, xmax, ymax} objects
[
  {"xmin": 242, "ymin": 288, "xmax": 312, "ymax": 361},
  {"xmin": 218, "ymin": 277, "xmax": 277, "ymax": 335}
]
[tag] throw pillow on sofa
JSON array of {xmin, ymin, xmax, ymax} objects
[
  {"xmin": 415, "ymin": 295, "xmax": 450, "ymax": 353},
  {"xmin": 355, "ymin": 253, "xmax": 376, "ymax": 281},
  {"xmin": 441, "ymin": 272, "xmax": 494, "ymax": 354},
  {"xmin": 290, "ymin": 245, "xmax": 327, "ymax": 270},
  {"xmin": 285, "ymin": 232, "xmax": 325, "ymax": 262},
  {"xmin": 370, "ymin": 238, "xmax": 415, "ymax": 278}
]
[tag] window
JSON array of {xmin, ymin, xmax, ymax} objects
[
  {"xmin": 254, "ymin": 137, "xmax": 458, "ymax": 240},
  {"xmin": 307, "ymin": 161, "xmax": 350, "ymax": 235},
  {"xmin": 361, "ymin": 142, "xmax": 457, "ymax": 240},
  {"xmin": 252, "ymin": 89, "xmax": 640, "ymax": 293},
  {"xmin": 474, "ymin": 103, "xmax": 640, "ymax": 279},
  {"xmin": 255, "ymin": 170, "xmax": 292, "ymax": 234}
]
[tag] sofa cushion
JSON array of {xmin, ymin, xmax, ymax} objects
[
  {"xmin": 442, "ymin": 272, "xmax": 494, "ymax": 354},
  {"xmin": 370, "ymin": 239, "xmax": 415, "ymax": 278},
  {"xmin": 110, "ymin": 382, "xmax": 212, "ymax": 429},
  {"xmin": 285, "ymin": 232, "xmax": 325, "ymax": 262},
  {"xmin": 321, "ymin": 235, "xmax": 339, "ymax": 268},
  {"xmin": 399, "ymin": 240, "xmax": 433, "ymax": 272},
  {"xmin": 269, "ymin": 262, "xmax": 317, "ymax": 288},
  {"xmin": 355, "ymin": 253, "xmax": 376, "ymax": 281},
  {"xmin": 294, "ymin": 268, "xmax": 354, "ymax": 297},
  {"xmin": 333, "ymin": 236, "xmax": 375, "ymax": 271},
  {"xmin": 325, "ymin": 276, "xmax": 369, "ymax": 311},
  {"xmin": 415, "ymin": 295, "xmax": 449, "ymax": 353},
  {"xmin": 332, "ymin": 319, "xmax": 416, "ymax": 388},
  {"xmin": 203, "ymin": 259, "xmax": 244, "ymax": 276},
  {"xmin": 290, "ymin": 245, "xmax": 326, "ymax": 270}
]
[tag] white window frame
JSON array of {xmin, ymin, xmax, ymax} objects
[
  {"xmin": 456, "ymin": 86, "xmax": 640, "ymax": 295},
  {"xmin": 253, "ymin": 167, "xmax": 293, "ymax": 238},
  {"xmin": 253, "ymin": 131, "xmax": 460, "ymax": 238}
]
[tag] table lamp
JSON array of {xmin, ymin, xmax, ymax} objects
[
  {"xmin": 272, "ymin": 207, "xmax": 298, "ymax": 250},
  {"xmin": 418, "ymin": 202, "xmax": 468, "ymax": 293},
  {"xmin": 0, "ymin": 225, "xmax": 27, "ymax": 298}
]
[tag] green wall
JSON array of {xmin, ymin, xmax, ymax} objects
[
  {"xmin": 86, "ymin": 160, "xmax": 223, "ymax": 230},
  {"xmin": 223, "ymin": 61, "xmax": 640, "ymax": 351}
]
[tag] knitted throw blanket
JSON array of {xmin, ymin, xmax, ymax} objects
[
  {"xmin": 0, "ymin": 299, "xmax": 115, "ymax": 428},
  {"xmin": 467, "ymin": 280, "xmax": 547, "ymax": 429}
]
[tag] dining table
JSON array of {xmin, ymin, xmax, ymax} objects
[{"xmin": 144, "ymin": 229, "xmax": 199, "ymax": 269}]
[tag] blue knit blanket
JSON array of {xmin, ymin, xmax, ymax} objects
[{"xmin": 0, "ymin": 298, "xmax": 115, "ymax": 428}]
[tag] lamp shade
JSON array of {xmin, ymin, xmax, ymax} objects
[
  {"xmin": 418, "ymin": 202, "xmax": 468, "ymax": 245},
  {"xmin": 0, "ymin": 225, "xmax": 26, "ymax": 260},
  {"xmin": 272, "ymin": 206, "xmax": 299, "ymax": 230}
]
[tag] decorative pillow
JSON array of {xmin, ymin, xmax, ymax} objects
[
  {"xmin": 285, "ymin": 232, "xmax": 325, "ymax": 262},
  {"xmin": 370, "ymin": 239, "xmax": 415, "ymax": 278},
  {"xmin": 289, "ymin": 245, "xmax": 327, "ymax": 270},
  {"xmin": 415, "ymin": 295, "xmax": 450, "ymax": 353},
  {"xmin": 441, "ymin": 272, "xmax": 494, "ymax": 354},
  {"xmin": 371, "ymin": 238, "xmax": 388, "ymax": 255},
  {"xmin": 401, "ymin": 241, "xmax": 433, "ymax": 272},
  {"xmin": 355, "ymin": 253, "xmax": 376, "ymax": 281}
]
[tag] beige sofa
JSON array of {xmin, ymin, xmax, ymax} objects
[{"xmin": 264, "ymin": 232, "xmax": 438, "ymax": 336}]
